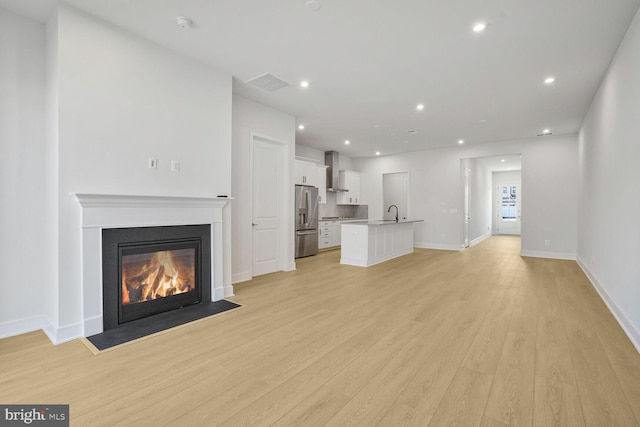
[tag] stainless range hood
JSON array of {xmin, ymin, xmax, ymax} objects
[{"xmin": 325, "ymin": 151, "xmax": 349, "ymax": 192}]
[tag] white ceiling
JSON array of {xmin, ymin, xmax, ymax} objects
[
  {"xmin": 475, "ymin": 154, "xmax": 521, "ymax": 173},
  {"xmin": 3, "ymin": 0, "xmax": 640, "ymax": 158}
]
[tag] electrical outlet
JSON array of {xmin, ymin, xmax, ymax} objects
[
  {"xmin": 148, "ymin": 158, "xmax": 158, "ymax": 169},
  {"xmin": 544, "ymin": 240, "xmax": 551, "ymax": 246},
  {"xmin": 171, "ymin": 160, "xmax": 180, "ymax": 172}
]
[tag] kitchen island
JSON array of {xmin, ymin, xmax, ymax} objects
[{"xmin": 340, "ymin": 220, "xmax": 423, "ymax": 267}]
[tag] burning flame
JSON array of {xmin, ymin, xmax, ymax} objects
[{"xmin": 122, "ymin": 249, "xmax": 195, "ymax": 305}]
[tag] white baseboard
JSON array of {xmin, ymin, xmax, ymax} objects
[
  {"xmin": 42, "ymin": 319, "xmax": 58, "ymax": 344},
  {"xmin": 577, "ymin": 257, "xmax": 640, "ymax": 354},
  {"xmin": 470, "ymin": 232, "xmax": 492, "ymax": 246},
  {"xmin": 414, "ymin": 242, "xmax": 463, "ymax": 251},
  {"xmin": 285, "ymin": 261, "xmax": 297, "ymax": 272},
  {"xmin": 232, "ymin": 272, "xmax": 252, "ymax": 284},
  {"xmin": 213, "ymin": 286, "xmax": 228, "ymax": 301},
  {"xmin": 49, "ymin": 322, "xmax": 83, "ymax": 345},
  {"xmin": 0, "ymin": 316, "xmax": 47, "ymax": 340},
  {"xmin": 0, "ymin": 316, "xmax": 84, "ymax": 345},
  {"xmin": 520, "ymin": 250, "xmax": 576, "ymax": 260},
  {"xmin": 83, "ymin": 315, "xmax": 103, "ymax": 337},
  {"xmin": 223, "ymin": 285, "xmax": 235, "ymax": 298}
]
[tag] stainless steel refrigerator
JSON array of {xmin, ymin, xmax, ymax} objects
[{"xmin": 295, "ymin": 185, "xmax": 319, "ymax": 258}]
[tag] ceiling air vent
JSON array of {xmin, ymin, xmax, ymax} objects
[{"xmin": 245, "ymin": 73, "xmax": 291, "ymax": 92}]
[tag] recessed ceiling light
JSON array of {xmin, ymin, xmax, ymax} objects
[
  {"xmin": 344, "ymin": 140, "xmax": 350, "ymax": 145},
  {"xmin": 375, "ymin": 151, "xmax": 380, "ymax": 156},
  {"xmin": 544, "ymin": 77, "xmax": 556, "ymax": 84},
  {"xmin": 479, "ymin": 119, "xmax": 487, "ymax": 123},
  {"xmin": 373, "ymin": 124, "xmax": 380, "ymax": 128},
  {"xmin": 176, "ymin": 16, "xmax": 193, "ymax": 29},
  {"xmin": 458, "ymin": 139, "xmax": 464, "ymax": 144},
  {"xmin": 501, "ymin": 159, "xmax": 505, "ymax": 163},
  {"xmin": 298, "ymin": 124, "xmax": 305, "ymax": 130},
  {"xmin": 300, "ymin": 80, "xmax": 310, "ymax": 88},
  {"xmin": 543, "ymin": 128, "xmax": 551, "ymax": 134},
  {"xmin": 416, "ymin": 104, "xmax": 425, "ymax": 111},
  {"xmin": 473, "ymin": 22, "xmax": 486, "ymax": 32},
  {"xmin": 305, "ymin": 0, "xmax": 321, "ymax": 11}
]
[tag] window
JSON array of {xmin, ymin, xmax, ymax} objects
[{"xmin": 501, "ymin": 185, "xmax": 517, "ymax": 220}]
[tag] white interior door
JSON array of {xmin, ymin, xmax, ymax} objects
[{"xmin": 252, "ymin": 138, "xmax": 284, "ymax": 276}]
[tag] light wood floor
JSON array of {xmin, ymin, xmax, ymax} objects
[{"xmin": 2, "ymin": 236, "xmax": 640, "ymax": 426}]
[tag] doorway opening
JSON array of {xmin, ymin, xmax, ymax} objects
[{"xmin": 460, "ymin": 155, "xmax": 522, "ymax": 250}]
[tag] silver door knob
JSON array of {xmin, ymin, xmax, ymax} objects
[{"xmin": 252, "ymin": 223, "xmax": 257, "ymax": 227}]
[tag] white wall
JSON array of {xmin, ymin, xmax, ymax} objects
[
  {"xmin": 578, "ymin": 7, "xmax": 640, "ymax": 350},
  {"xmin": 353, "ymin": 135, "xmax": 578, "ymax": 255},
  {"xmin": 44, "ymin": 10, "xmax": 59, "ymax": 332},
  {"xmin": 520, "ymin": 139, "xmax": 577, "ymax": 258},
  {"xmin": 232, "ymin": 95, "xmax": 296, "ymax": 284},
  {"xmin": 295, "ymin": 144, "xmax": 324, "ymax": 163},
  {"xmin": 57, "ymin": 6, "xmax": 231, "ymax": 199},
  {"xmin": 0, "ymin": 7, "xmax": 48, "ymax": 336}
]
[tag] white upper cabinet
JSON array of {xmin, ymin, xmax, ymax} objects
[
  {"xmin": 337, "ymin": 170, "xmax": 361, "ymax": 205},
  {"xmin": 295, "ymin": 160, "xmax": 328, "ymax": 204},
  {"xmin": 294, "ymin": 160, "xmax": 316, "ymax": 186}
]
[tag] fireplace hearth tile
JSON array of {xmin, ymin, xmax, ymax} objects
[{"xmin": 84, "ymin": 300, "xmax": 241, "ymax": 352}]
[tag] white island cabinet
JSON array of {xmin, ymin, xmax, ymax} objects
[{"xmin": 340, "ymin": 220, "xmax": 423, "ymax": 267}]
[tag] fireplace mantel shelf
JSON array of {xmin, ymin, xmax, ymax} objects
[{"xmin": 74, "ymin": 193, "xmax": 233, "ymax": 209}]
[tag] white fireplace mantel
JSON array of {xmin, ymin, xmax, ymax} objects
[{"xmin": 74, "ymin": 193, "xmax": 232, "ymax": 336}]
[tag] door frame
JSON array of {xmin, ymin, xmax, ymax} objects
[
  {"xmin": 249, "ymin": 133, "xmax": 293, "ymax": 278},
  {"xmin": 463, "ymin": 167, "xmax": 470, "ymax": 248}
]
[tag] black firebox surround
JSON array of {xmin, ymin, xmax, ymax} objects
[{"xmin": 102, "ymin": 224, "xmax": 211, "ymax": 332}]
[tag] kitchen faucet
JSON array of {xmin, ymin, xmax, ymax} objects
[{"xmin": 388, "ymin": 204, "xmax": 399, "ymax": 222}]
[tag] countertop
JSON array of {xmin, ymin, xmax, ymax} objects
[{"xmin": 343, "ymin": 219, "xmax": 424, "ymax": 226}]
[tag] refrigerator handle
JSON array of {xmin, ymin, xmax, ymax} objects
[{"xmin": 305, "ymin": 191, "xmax": 310, "ymax": 226}]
